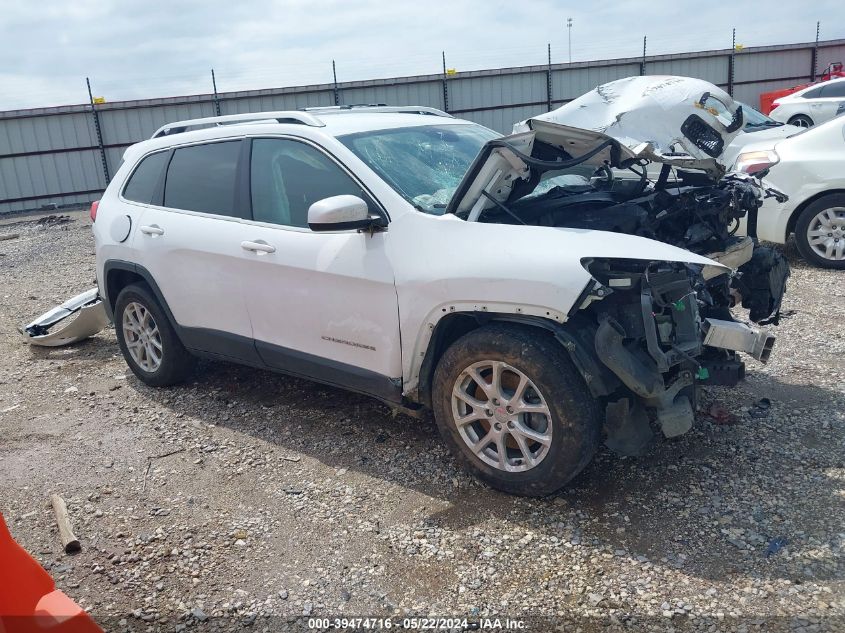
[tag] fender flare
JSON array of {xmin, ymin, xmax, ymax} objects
[{"xmin": 102, "ymin": 260, "xmax": 179, "ymax": 332}]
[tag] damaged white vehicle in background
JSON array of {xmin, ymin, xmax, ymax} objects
[{"xmin": 21, "ymin": 77, "xmax": 788, "ymax": 496}]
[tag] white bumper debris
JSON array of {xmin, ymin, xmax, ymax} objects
[{"xmin": 20, "ymin": 288, "xmax": 109, "ymax": 347}]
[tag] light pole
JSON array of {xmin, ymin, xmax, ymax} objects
[{"xmin": 567, "ymin": 17, "xmax": 573, "ymax": 63}]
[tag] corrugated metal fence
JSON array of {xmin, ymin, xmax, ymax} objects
[{"xmin": 2, "ymin": 38, "xmax": 844, "ymax": 214}]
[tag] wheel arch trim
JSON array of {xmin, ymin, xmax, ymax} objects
[
  {"xmin": 405, "ymin": 304, "xmax": 617, "ymax": 407},
  {"xmin": 102, "ymin": 260, "xmax": 181, "ymax": 337}
]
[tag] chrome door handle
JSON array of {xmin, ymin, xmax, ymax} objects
[
  {"xmin": 241, "ymin": 240, "xmax": 276, "ymax": 254},
  {"xmin": 140, "ymin": 225, "xmax": 164, "ymax": 236}
]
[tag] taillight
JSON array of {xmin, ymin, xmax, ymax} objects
[
  {"xmin": 734, "ymin": 150, "xmax": 780, "ymax": 175},
  {"xmin": 90, "ymin": 200, "xmax": 100, "ymax": 222}
]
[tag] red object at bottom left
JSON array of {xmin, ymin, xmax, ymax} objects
[{"xmin": 0, "ymin": 512, "xmax": 103, "ymax": 633}]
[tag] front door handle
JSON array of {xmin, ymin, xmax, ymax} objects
[
  {"xmin": 241, "ymin": 240, "xmax": 276, "ymax": 254},
  {"xmin": 140, "ymin": 225, "xmax": 164, "ymax": 236}
]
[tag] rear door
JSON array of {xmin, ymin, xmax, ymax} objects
[{"xmin": 132, "ymin": 139, "xmax": 261, "ymax": 363}]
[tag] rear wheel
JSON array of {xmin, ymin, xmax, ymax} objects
[
  {"xmin": 114, "ymin": 283, "xmax": 194, "ymax": 386},
  {"xmin": 787, "ymin": 114, "xmax": 814, "ymax": 128},
  {"xmin": 794, "ymin": 194, "xmax": 845, "ymax": 269},
  {"xmin": 432, "ymin": 324, "xmax": 600, "ymax": 496}
]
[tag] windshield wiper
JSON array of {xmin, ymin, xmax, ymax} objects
[{"xmin": 746, "ymin": 121, "xmax": 783, "ymax": 128}]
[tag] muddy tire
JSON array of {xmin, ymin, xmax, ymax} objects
[
  {"xmin": 794, "ymin": 194, "xmax": 845, "ymax": 269},
  {"xmin": 432, "ymin": 324, "xmax": 601, "ymax": 496},
  {"xmin": 114, "ymin": 283, "xmax": 194, "ymax": 386}
]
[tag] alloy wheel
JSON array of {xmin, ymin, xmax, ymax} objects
[
  {"xmin": 122, "ymin": 301, "xmax": 163, "ymax": 372},
  {"xmin": 806, "ymin": 206, "xmax": 845, "ymax": 261},
  {"xmin": 451, "ymin": 360, "xmax": 553, "ymax": 472}
]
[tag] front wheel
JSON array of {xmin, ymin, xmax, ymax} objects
[
  {"xmin": 794, "ymin": 194, "xmax": 845, "ymax": 269},
  {"xmin": 432, "ymin": 324, "xmax": 601, "ymax": 496}
]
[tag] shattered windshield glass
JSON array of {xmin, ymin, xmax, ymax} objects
[{"xmin": 339, "ymin": 124, "xmax": 501, "ymax": 214}]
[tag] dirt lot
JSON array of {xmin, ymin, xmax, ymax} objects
[{"xmin": 1, "ymin": 210, "xmax": 843, "ymax": 632}]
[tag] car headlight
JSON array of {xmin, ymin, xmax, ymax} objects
[{"xmin": 734, "ymin": 149, "xmax": 779, "ymax": 175}]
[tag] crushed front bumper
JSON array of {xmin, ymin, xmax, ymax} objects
[{"xmin": 20, "ymin": 288, "xmax": 109, "ymax": 347}]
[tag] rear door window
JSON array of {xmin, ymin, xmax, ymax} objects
[
  {"xmin": 123, "ymin": 151, "xmax": 169, "ymax": 204},
  {"xmin": 164, "ymin": 141, "xmax": 242, "ymax": 216}
]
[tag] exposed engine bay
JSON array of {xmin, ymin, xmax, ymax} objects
[{"xmin": 446, "ymin": 76, "xmax": 791, "ymax": 455}]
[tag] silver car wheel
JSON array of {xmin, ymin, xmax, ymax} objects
[
  {"xmin": 451, "ymin": 360, "xmax": 553, "ymax": 473},
  {"xmin": 122, "ymin": 301, "xmax": 163, "ymax": 372},
  {"xmin": 806, "ymin": 206, "xmax": 845, "ymax": 261}
]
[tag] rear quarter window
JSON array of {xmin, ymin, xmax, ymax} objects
[{"xmin": 122, "ymin": 151, "xmax": 169, "ymax": 204}]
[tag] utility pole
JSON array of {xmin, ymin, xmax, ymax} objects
[
  {"xmin": 211, "ymin": 69, "xmax": 221, "ymax": 116},
  {"xmin": 640, "ymin": 36, "xmax": 647, "ymax": 76},
  {"xmin": 332, "ymin": 60, "xmax": 340, "ymax": 106},
  {"xmin": 566, "ymin": 17, "xmax": 573, "ymax": 63},
  {"xmin": 728, "ymin": 28, "xmax": 736, "ymax": 96},
  {"xmin": 811, "ymin": 21, "xmax": 820, "ymax": 81},
  {"xmin": 86, "ymin": 77, "xmax": 110, "ymax": 186},
  {"xmin": 546, "ymin": 43, "xmax": 553, "ymax": 111},
  {"xmin": 441, "ymin": 51, "xmax": 449, "ymax": 113}
]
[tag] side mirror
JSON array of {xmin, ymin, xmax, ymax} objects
[{"xmin": 308, "ymin": 195, "xmax": 383, "ymax": 232}]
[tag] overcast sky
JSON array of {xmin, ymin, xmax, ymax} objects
[{"xmin": 2, "ymin": 0, "xmax": 843, "ymax": 111}]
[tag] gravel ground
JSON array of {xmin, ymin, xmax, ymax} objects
[{"xmin": 0, "ymin": 210, "xmax": 843, "ymax": 632}]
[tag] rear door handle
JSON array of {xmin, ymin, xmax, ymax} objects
[
  {"xmin": 241, "ymin": 240, "xmax": 276, "ymax": 254},
  {"xmin": 140, "ymin": 225, "xmax": 164, "ymax": 236}
]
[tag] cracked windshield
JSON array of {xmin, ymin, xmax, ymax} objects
[{"xmin": 340, "ymin": 123, "xmax": 500, "ymax": 214}]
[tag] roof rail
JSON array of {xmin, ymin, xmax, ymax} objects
[
  {"xmin": 150, "ymin": 110, "xmax": 325, "ymax": 139},
  {"xmin": 300, "ymin": 105, "xmax": 453, "ymax": 118}
]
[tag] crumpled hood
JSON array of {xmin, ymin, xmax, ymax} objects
[
  {"xmin": 516, "ymin": 76, "xmax": 744, "ymax": 169},
  {"xmin": 447, "ymin": 76, "xmax": 745, "ymax": 217}
]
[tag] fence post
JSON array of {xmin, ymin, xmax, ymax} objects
[
  {"xmin": 547, "ymin": 43, "xmax": 553, "ymax": 111},
  {"xmin": 640, "ymin": 36, "xmax": 647, "ymax": 76},
  {"xmin": 332, "ymin": 60, "xmax": 340, "ymax": 106},
  {"xmin": 86, "ymin": 77, "xmax": 110, "ymax": 186},
  {"xmin": 811, "ymin": 21, "xmax": 820, "ymax": 81},
  {"xmin": 211, "ymin": 69, "xmax": 222, "ymax": 116},
  {"xmin": 441, "ymin": 51, "xmax": 450, "ymax": 113},
  {"xmin": 727, "ymin": 28, "xmax": 736, "ymax": 96}
]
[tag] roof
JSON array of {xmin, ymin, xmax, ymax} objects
[{"xmin": 123, "ymin": 107, "xmax": 475, "ymax": 161}]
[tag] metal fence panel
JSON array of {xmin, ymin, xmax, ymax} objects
[
  {"xmin": 647, "ymin": 55, "xmax": 729, "ymax": 86},
  {"xmin": 551, "ymin": 64, "xmax": 642, "ymax": 101},
  {"xmin": 460, "ymin": 104, "xmax": 551, "ymax": 134},
  {"xmin": 0, "ymin": 112, "xmax": 96, "ymax": 155},
  {"xmin": 734, "ymin": 49, "xmax": 811, "ymax": 83},
  {"xmin": 449, "ymin": 72, "xmax": 548, "ymax": 111},
  {"xmin": 339, "ymin": 81, "xmax": 444, "ymax": 110},
  {"xmin": 2, "ymin": 38, "xmax": 843, "ymax": 214}
]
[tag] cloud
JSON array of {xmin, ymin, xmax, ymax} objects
[{"xmin": 2, "ymin": 0, "xmax": 842, "ymax": 110}]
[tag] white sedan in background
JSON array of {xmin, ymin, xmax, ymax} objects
[
  {"xmin": 769, "ymin": 77, "xmax": 845, "ymax": 128},
  {"xmin": 734, "ymin": 115, "xmax": 845, "ymax": 268}
]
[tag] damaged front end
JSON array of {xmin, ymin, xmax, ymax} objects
[
  {"xmin": 20, "ymin": 288, "xmax": 109, "ymax": 347},
  {"xmin": 445, "ymin": 76, "xmax": 792, "ymax": 453},
  {"xmin": 563, "ymin": 258, "xmax": 776, "ymax": 456}
]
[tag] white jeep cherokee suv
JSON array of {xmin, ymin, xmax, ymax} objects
[{"xmin": 93, "ymin": 102, "xmax": 782, "ymax": 496}]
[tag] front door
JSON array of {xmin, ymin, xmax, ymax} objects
[{"xmin": 239, "ymin": 137, "xmax": 402, "ymax": 401}]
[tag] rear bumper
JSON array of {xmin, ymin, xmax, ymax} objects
[{"xmin": 19, "ymin": 288, "xmax": 109, "ymax": 347}]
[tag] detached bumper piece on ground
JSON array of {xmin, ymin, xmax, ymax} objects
[{"xmin": 19, "ymin": 288, "xmax": 108, "ymax": 347}]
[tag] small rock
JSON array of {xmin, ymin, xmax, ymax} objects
[{"xmin": 191, "ymin": 608, "xmax": 207, "ymax": 621}]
